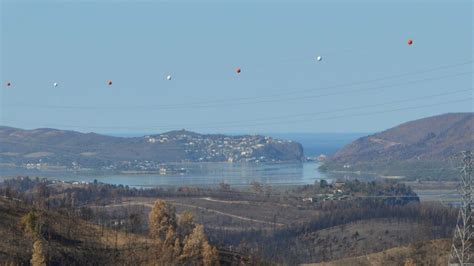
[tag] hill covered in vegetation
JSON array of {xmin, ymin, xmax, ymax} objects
[
  {"xmin": 0, "ymin": 127, "xmax": 304, "ymax": 172},
  {"xmin": 323, "ymin": 113, "xmax": 474, "ymax": 179}
]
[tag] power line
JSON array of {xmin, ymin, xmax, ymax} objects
[
  {"xmin": 267, "ymin": 97, "xmax": 471, "ymax": 128},
  {"xmin": 245, "ymin": 60, "xmax": 473, "ymax": 102},
  {"xmin": 5, "ymin": 64, "xmax": 472, "ymax": 111},
  {"xmin": 2, "ymin": 95, "xmax": 471, "ymax": 132},
  {"xmin": 5, "ymin": 86, "xmax": 470, "ymax": 130},
  {"xmin": 86, "ymin": 88, "xmax": 474, "ymax": 128}
]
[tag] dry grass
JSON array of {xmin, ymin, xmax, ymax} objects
[
  {"xmin": 0, "ymin": 197, "xmax": 157, "ymax": 265},
  {"xmin": 305, "ymin": 239, "xmax": 450, "ymax": 266}
]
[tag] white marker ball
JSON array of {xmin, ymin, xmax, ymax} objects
[
  {"xmin": 53, "ymin": 82, "xmax": 58, "ymax": 87},
  {"xmin": 166, "ymin": 75, "xmax": 172, "ymax": 80},
  {"xmin": 316, "ymin": 56, "xmax": 322, "ymax": 61}
]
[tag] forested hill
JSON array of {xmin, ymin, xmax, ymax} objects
[
  {"xmin": 0, "ymin": 127, "xmax": 304, "ymax": 171},
  {"xmin": 325, "ymin": 113, "xmax": 474, "ymax": 178}
]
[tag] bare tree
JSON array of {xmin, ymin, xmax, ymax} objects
[
  {"xmin": 181, "ymin": 225, "xmax": 219, "ymax": 265},
  {"xmin": 250, "ymin": 181, "xmax": 263, "ymax": 194},
  {"xmin": 178, "ymin": 211, "xmax": 196, "ymax": 238},
  {"xmin": 219, "ymin": 182, "xmax": 230, "ymax": 192},
  {"xmin": 148, "ymin": 199, "xmax": 177, "ymax": 241},
  {"xmin": 31, "ymin": 239, "xmax": 47, "ymax": 266}
]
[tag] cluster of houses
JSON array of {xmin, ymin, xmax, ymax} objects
[
  {"xmin": 145, "ymin": 132, "xmax": 294, "ymax": 163},
  {"xmin": 48, "ymin": 179, "xmax": 89, "ymax": 185},
  {"xmin": 25, "ymin": 162, "xmax": 44, "ymax": 169},
  {"xmin": 20, "ymin": 131, "xmax": 300, "ymax": 172},
  {"xmin": 302, "ymin": 181, "xmax": 349, "ymax": 202}
]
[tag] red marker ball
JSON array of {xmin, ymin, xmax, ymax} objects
[
  {"xmin": 108, "ymin": 80, "xmax": 113, "ymax": 86},
  {"xmin": 236, "ymin": 68, "xmax": 241, "ymax": 74},
  {"xmin": 408, "ymin": 39, "xmax": 413, "ymax": 45}
]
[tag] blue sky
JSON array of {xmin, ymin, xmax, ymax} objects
[{"xmin": 1, "ymin": 0, "xmax": 472, "ymax": 134}]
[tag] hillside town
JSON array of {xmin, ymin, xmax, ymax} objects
[
  {"xmin": 146, "ymin": 130, "xmax": 302, "ymax": 164},
  {"xmin": 1, "ymin": 127, "xmax": 304, "ymax": 172}
]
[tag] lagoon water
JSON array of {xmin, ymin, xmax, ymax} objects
[
  {"xmin": 1, "ymin": 162, "xmax": 327, "ymax": 188},
  {"xmin": 1, "ymin": 133, "xmax": 364, "ymax": 188},
  {"xmin": 98, "ymin": 162, "xmax": 326, "ymax": 188}
]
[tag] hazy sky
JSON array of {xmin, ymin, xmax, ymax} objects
[{"xmin": 1, "ymin": 0, "xmax": 472, "ymax": 134}]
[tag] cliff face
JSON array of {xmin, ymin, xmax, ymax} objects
[{"xmin": 330, "ymin": 113, "xmax": 474, "ymax": 165}]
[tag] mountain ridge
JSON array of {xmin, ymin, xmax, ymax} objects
[{"xmin": 325, "ymin": 113, "xmax": 474, "ymax": 179}]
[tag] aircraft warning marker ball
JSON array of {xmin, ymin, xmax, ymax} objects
[
  {"xmin": 108, "ymin": 80, "xmax": 113, "ymax": 86},
  {"xmin": 236, "ymin": 67, "xmax": 241, "ymax": 74},
  {"xmin": 5, "ymin": 81, "xmax": 11, "ymax": 87},
  {"xmin": 166, "ymin": 75, "xmax": 172, "ymax": 80},
  {"xmin": 316, "ymin": 56, "xmax": 322, "ymax": 61},
  {"xmin": 53, "ymin": 82, "xmax": 58, "ymax": 87},
  {"xmin": 408, "ymin": 39, "xmax": 413, "ymax": 45}
]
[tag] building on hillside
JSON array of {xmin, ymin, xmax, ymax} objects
[
  {"xmin": 302, "ymin": 197, "xmax": 314, "ymax": 203},
  {"xmin": 317, "ymin": 154, "xmax": 327, "ymax": 162},
  {"xmin": 334, "ymin": 181, "xmax": 345, "ymax": 189},
  {"xmin": 159, "ymin": 166, "xmax": 167, "ymax": 175}
]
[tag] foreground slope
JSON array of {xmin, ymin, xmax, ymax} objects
[
  {"xmin": 0, "ymin": 196, "xmax": 147, "ymax": 264},
  {"xmin": 0, "ymin": 196, "xmax": 244, "ymax": 265},
  {"xmin": 307, "ymin": 239, "xmax": 450, "ymax": 266}
]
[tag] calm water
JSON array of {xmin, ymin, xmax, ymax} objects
[
  {"xmin": 1, "ymin": 133, "xmax": 366, "ymax": 188},
  {"xmin": 1, "ymin": 162, "xmax": 327, "ymax": 188}
]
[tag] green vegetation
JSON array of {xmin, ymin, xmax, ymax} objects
[{"xmin": 294, "ymin": 179, "xmax": 419, "ymax": 204}]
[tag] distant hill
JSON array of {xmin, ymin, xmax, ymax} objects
[
  {"xmin": 325, "ymin": 113, "xmax": 474, "ymax": 179},
  {"xmin": 0, "ymin": 127, "xmax": 304, "ymax": 172},
  {"xmin": 267, "ymin": 133, "xmax": 367, "ymax": 157}
]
